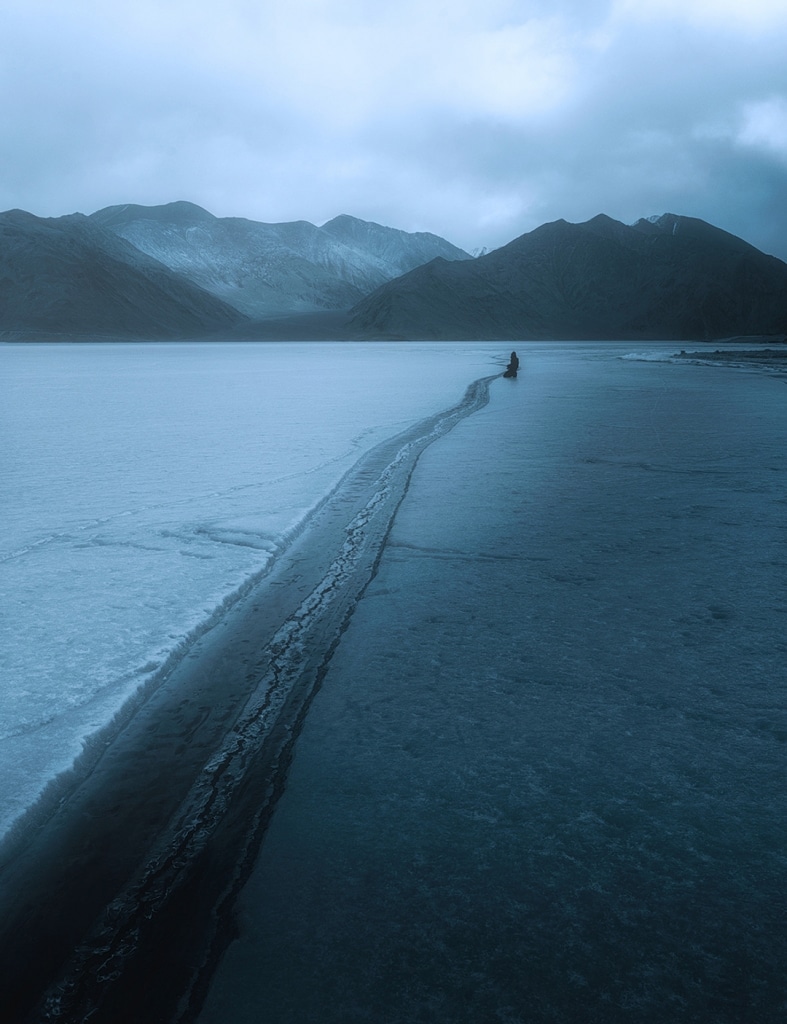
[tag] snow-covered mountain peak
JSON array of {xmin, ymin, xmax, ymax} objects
[{"xmin": 89, "ymin": 203, "xmax": 471, "ymax": 318}]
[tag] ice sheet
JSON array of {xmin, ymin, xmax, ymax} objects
[
  {"xmin": 0, "ymin": 341, "xmax": 500, "ymax": 838},
  {"xmin": 197, "ymin": 344, "xmax": 787, "ymax": 1024}
]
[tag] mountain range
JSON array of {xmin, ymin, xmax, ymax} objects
[
  {"xmin": 0, "ymin": 209, "xmax": 244, "ymax": 339},
  {"xmin": 89, "ymin": 202, "xmax": 471, "ymax": 318},
  {"xmin": 0, "ymin": 204, "xmax": 470, "ymax": 339},
  {"xmin": 2, "ymin": 204, "xmax": 786, "ymax": 341},
  {"xmin": 348, "ymin": 213, "xmax": 787, "ymax": 341}
]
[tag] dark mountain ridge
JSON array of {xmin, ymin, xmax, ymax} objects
[
  {"xmin": 3, "ymin": 206, "xmax": 786, "ymax": 342},
  {"xmin": 348, "ymin": 213, "xmax": 787, "ymax": 341},
  {"xmin": 0, "ymin": 209, "xmax": 245, "ymax": 339}
]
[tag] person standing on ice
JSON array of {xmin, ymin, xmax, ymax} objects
[{"xmin": 503, "ymin": 351, "xmax": 519, "ymax": 378}]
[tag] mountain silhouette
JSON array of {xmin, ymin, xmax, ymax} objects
[
  {"xmin": 347, "ymin": 213, "xmax": 787, "ymax": 341},
  {"xmin": 0, "ymin": 209, "xmax": 244, "ymax": 339},
  {"xmin": 4, "ymin": 207, "xmax": 786, "ymax": 341}
]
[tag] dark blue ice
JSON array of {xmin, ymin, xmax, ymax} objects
[{"xmin": 198, "ymin": 345, "xmax": 787, "ymax": 1024}]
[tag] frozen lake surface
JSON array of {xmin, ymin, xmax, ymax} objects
[
  {"xmin": 197, "ymin": 344, "xmax": 787, "ymax": 1024},
  {"xmin": 2, "ymin": 340, "xmax": 785, "ymax": 1023},
  {"xmin": 0, "ymin": 341, "xmax": 498, "ymax": 839}
]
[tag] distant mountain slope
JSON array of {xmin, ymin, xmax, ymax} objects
[
  {"xmin": 90, "ymin": 202, "xmax": 471, "ymax": 318},
  {"xmin": 347, "ymin": 214, "xmax": 787, "ymax": 341},
  {"xmin": 0, "ymin": 209, "xmax": 245, "ymax": 339}
]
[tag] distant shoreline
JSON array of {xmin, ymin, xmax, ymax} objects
[
  {"xmin": 3, "ymin": 327, "xmax": 787, "ymax": 345},
  {"xmin": 674, "ymin": 346, "xmax": 787, "ymax": 363}
]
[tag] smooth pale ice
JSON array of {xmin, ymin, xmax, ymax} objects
[
  {"xmin": 198, "ymin": 345, "xmax": 787, "ymax": 1023},
  {"xmin": 0, "ymin": 341, "xmax": 499, "ymax": 839}
]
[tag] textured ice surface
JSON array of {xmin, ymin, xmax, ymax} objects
[
  {"xmin": 198, "ymin": 344, "xmax": 787, "ymax": 1023},
  {"xmin": 0, "ymin": 341, "xmax": 499, "ymax": 838}
]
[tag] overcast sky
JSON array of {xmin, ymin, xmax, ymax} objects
[{"xmin": 2, "ymin": 0, "xmax": 786, "ymax": 257}]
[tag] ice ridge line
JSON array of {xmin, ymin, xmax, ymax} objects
[{"xmin": 38, "ymin": 373, "xmax": 496, "ymax": 1024}]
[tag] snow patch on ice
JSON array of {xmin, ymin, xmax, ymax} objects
[{"xmin": 620, "ymin": 350, "xmax": 676, "ymax": 362}]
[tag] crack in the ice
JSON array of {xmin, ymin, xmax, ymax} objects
[{"xmin": 39, "ymin": 373, "xmax": 496, "ymax": 1023}]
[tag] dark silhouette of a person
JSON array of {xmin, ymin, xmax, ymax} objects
[{"xmin": 504, "ymin": 350, "xmax": 519, "ymax": 378}]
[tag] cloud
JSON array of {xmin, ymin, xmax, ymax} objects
[
  {"xmin": 737, "ymin": 97, "xmax": 787, "ymax": 162},
  {"xmin": 1, "ymin": 0, "xmax": 786, "ymax": 258},
  {"xmin": 613, "ymin": 0, "xmax": 787, "ymax": 32}
]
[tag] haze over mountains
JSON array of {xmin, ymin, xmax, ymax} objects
[{"xmin": 1, "ymin": 203, "xmax": 786, "ymax": 341}]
